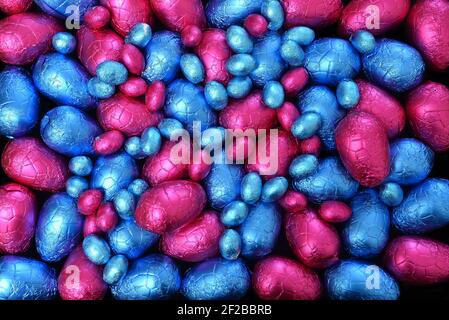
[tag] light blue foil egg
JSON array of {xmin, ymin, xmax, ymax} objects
[
  {"xmin": 342, "ymin": 189, "xmax": 390, "ymax": 258},
  {"xmin": 294, "ymin": 157, "xmax": 359, "ymax": 203},
  {"xmin": 127, "ymin": 179, "xmax": 149, "ymax": 197},
  {"xmin": 69, "ymin": 156, "xmax": 93, "ymax": 176},
  {"xmin": 205, "ymin": 81, "xmax": 228, "ymax": 110},
  {"xmin": 291, "ymin": 111, "xmax": 322, "ymax": 140},
  {"xmin": 206, "ymin": 0, "xmax": 264, "ymax": 28},
  {"xmin": 126, "ymin": 23, "xmax": 152, "ymax": 48},
  {"xmin": 298, "ymin": 85, "xmax": 345, "ymax": 150},
  {"xmin": 226, "ymin": 25, "xmax": 253, "ymax": 54},
  {"xmin": 40, "ymin": 106, "xmax": 101, "ymax": 156},
  {"xmin": 180, "ymin": 54, "xmax": 205, "ymax": 84},
  {"xmin": 157, "ymin": 118, "xmax": 183, "ymax": 140},
  {"xmin": 142, "ymin": 31, "xmax": 183, "ymax": 83},
  {"xmin": 380, "ymin": 182, "xmax": 404, "ymax": 207},
  {"xmin": 124, "ymin": 136, "xmax": 145, "ymax": 160},
  {"xmin": 387, "ymin": 138, "xmax": 434, "ymax": 186},
  {"xmin": 336, "ymin": 79, "xmax": 360, "ymax": 109},
  {"xmin": 34, "ymin": 0, "xmax": 97, "ymax": 19},
  {"xmin": 261, "ymin": 0, "xmax": 284, "ymax": 31},
  {"xmin": 261, "ymin": 177, "xmax": 288, "ymax": 202},
  {"xmin": 66, "ymin": 176, "xmax": 89, "ymax": 198},
  {"xmin": 91, "ymin": 152, "xmax": 138, "ymax": 200},
  {"xmin": 283, "ymin": 26, "xmax": 315, "ymax": 46},
  {"xmin": 141, "ymin": 127, "xmax": 162, "ymax": 156},
  {"xmin": 103, "ymin": 255, "xmax": 128, "ymax": 285},
  {"xmin": 52, "ymin": 32, "xmax": 77, "ymax": 54},
  {"xmin": 393, "ymin": 178, "xmax": 449, "ymax": 234},
  {"xmin": 350, "ymin": 30, "xmax": 376, "ymax": 54},
  {"xmin": 111, "ymin": 254, "xmax": 181, "ymax": 300},
  {"xmin": 219, "ymin": 229, "xmax": 242, "ymax": 260},
  {"xmin": 113, "ymin": 189, "xmax": 136, "ymax": 220},
  {"xmin": 304, "ymin": 38, "xmax": 361, "ymax": 86},
  {"xmin": 280, "ymin": 40, "xmax": 305, "ymax": 66},
  {"xmin": 239, "ymin": 202, "xmax": 281, "ymax": 259},
  {"xmin": 181, "ymin": 258, "xmax": 250, "ymax": 300},
  {"xmin": 362, "ymin": 39, "xmax": 425, "ymax": 93},
  {"xmin": 241, "ymin": 172, "xmax": 262, "ymax": 205},
  {"xmin": 87, "ymin": 77, "xmax": 115, "ymax": 99},
  {"xmin": 289, "ymin": 154, "xmax": 319, "ymax": 179},
  {"xmin": 221, "ymin": 201, "xmax": 249, "ymax": 227},
  {"xmin": 109, "ymin": 219, "xmax": 159, "ymax": 259},
  {"xmin": 32, "ymin": 53, "xmax": 96, "ymax": 109},
  {"xmin": 263, "ymin": 80, "xmax": 285, "ymax": 109},
  {"xmin": 96, "ymin": 61, "xmax": 128, "ymax": 86},
  {"xmin": 36, "ymin": 193, "xmax": 84, "ymax": 262},
  {"xmin": 226, "ymin": 54, "xmax": 256, "ymax": 76},
  {"xmin": 250, "ymin": 32, "xmax": 286, "ymax": 86},
  {"xmin": 0, "ymin": 67, "xmax": 40, "ymax": 138},
  {"xmin": 165, "ymin": 80, "xmax": 217, "ymax": 132},
  {"xmin": 325, "ymin": 260, "xmax": 400, "ymax": 300},
  {"xmin": 0, "ymin": 256, "xmax": 57, "ymax": 300},
  {"xmin": 82, "ymin": 234, "xmax": 111, "ymax": 265},
  {"xmin": 227, "ymin": 76, "xmax": 252, "ymax": 98}
]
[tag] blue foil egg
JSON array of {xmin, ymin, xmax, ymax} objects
[
  {"xmin": 52, "ymin": 32, "xmax": 76, "ymax": 54},
  {"xmin": 87, "ymin": 77, "xmax": 115, "ymax": 99},
  {"xmin": 126, "ymin": 23, "xmax": 152, "ymax": 48},
  {"xmin": 325, "ymin": 260, "xmax": 400, "ymax": 300},
  {"xmin": 124, "ymin": 136, "xmax": 145, "ymax": 160},
  {"xmin": 221, "ymin": 201, "xmax": 249, "ymax": 227},
  {"xmin": 280, "ymin": 40, "xmax": 305, "ymax": 66},
  {"xmin": 0, "ymin": 256, "xmax": 57, "ymax": 300},
  {"xmin": 226, "ymin": 25, "xmax": 253, "ymax": 54},
  {"xmin": 142, "ymin": 31, "xmax": 183, "ymax": 83},
  {"xmin": 69, "ymin": 156, "xmax": 93, "ymax": 176},
  {"xmin": 91, "ymin": 152, "xmax": 139, "ymax": 200},
  {"xmin": 380, "ymin": 182, "xmax": 404, "ymax": 207},
  {"xmin": 40, "ymin": 106, "xmax": 101, "ymax": 156},
  {"xmin": 205, "ymin": 81, "xmax": 228, "ymax": 110},
  {"xmin": 227, "ymin": 76, "xmax": 252, "ymax": 98},
  {"xmin": 82, "ymin": 234, "xmax": 111, "ymax": 265},
  {"xmin": 206, "ymin": 0, "xmax": 264, "ymax": 28},
  {"xmin": 0, "ymin": 67, "xmax": 40, "ymax": 138},
  {"xmin": 263, "ymin": 80, "xmax": 284, "ymax": 109},
  {"xmin": 393, "ymin": 178, "xmax": 449, "ymax": 234},
  {"xmin": 261, "ymin": 0, "xmax": 284, "ymax": 31},
  {"xmin": 226, "ymin": 54, "xmax": 256, "ymax": 76},
  {"xmin": 180, "ymin": 54, "xmax": 205, "ymax": 84},
  {"xmin": 241, "ymin": 172, "xmax": 262, "ymax": 205},
  {"xmin": 239, "ymin": 202, "xmax": 281, "ymax": 259},
  {"xmin": 294, "ymin": 157, "xmax": 359, "ymax": 203},
  {"xmin": 261, "ymin": 177, "xmax": 288, "ymax": 202},
  {"xmin": 103, "ymin": 255, "xmax": 128, "ymax": 285},
  {"xmin": 219, "ymin": 229, "xmax": 242, "ymax": 260},
  {"xmin": 291, "ymin": 111, "xmax": 322, "ymax": 140},
  {"xmin": 289, "ymin": 154, "xmax": 319, "ymax": 179},
  {"xmin": 96, "ymin": 61, "xmax": 128, "ymax": 86},
  {"xmin": 350, "ymin": 30, "xmax": 376, "ymax": 54},
  {"xmin": 109, "ymin": 219, "xmax": 159, "ymax": 259},
  {"xmin": 181, "ymin": 258, "xmax": 250, "ymax": 300},
  {"xmin": 204, "ymin": 162, "xmax": 244, "ymax": 209},
  {"xmin": 362, "ymin": 39, "xmax": 425, "ymax": 93},
  {"xmin": 304, "ymin": 38, "xmax": 361, "ymax": 86},
  {"xmin": 36, "ymin": 193, "xmax": 84, "ymax": 262},
  {"xmin": 111, "ymin": 254, "xmax": 181, "ymax": 300},
  {"xmin": 127, "ymin": 179, "xmax": 149, "ymax": 197},
  {"xmin": 342, "ymin": 189, "xmax": 390, "ymax": 258},
  {"xmin": 387, "ymin": 138, "xmax": 434, "ymax": 186},
  {"xmin": 157, "ymin": 118, "xmax": 184, "ymax": 140},
  {"xmin": 32, "ymin": 53, "xmax": 96, "ymax": 110},
  {"xmin": 66, "ymin": 176, "xmax": 89, "ymax": 198},
  {"xmin": 113, "ymin": 189, "xmax": 136, "ymax": 220},
  {"xmin": 34, "ymin": 0, "xmax": 97, "ymax": 19},
  {"xmin": 298, "ymin": 85, "xmax": 345, "ymax": 150},
  {"xmin": 283, "ymin": 26, "xmax": 315, "ymax": 46},
  {"xmin": 201, "ymin": 127, "xmax": 225, "ymax": 148},
  {"xmin": 336, "ymin": 79, "xmax": 360, "ymax": 109},
  {"xmin": 141, "ymin": 127, "xmax": 162, "ymax": 156},
  {"xmin": 250, "ymin": 32, "xmax": 286, "ymax": 86},
  {"xmin": 165, "ymin": 80, "xmax": 217, "ymax": 132}
]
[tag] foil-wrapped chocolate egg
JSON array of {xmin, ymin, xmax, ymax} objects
[
  {"xmin": 150, "ymin": 0, "xmax": 206, "ymax": 32},
  {"xmin": 253, "ymin": 256, "xmax": 322, "ymax": 300},
  {"xmin": 0, "ymin": 0, "xmax": 32, "ymax": 15},
  {"xmin": 2, "ymin": 137, "xmax": 69, "ymax": 192},
  {"xmin": 282, "ymin": 0, "xmax": 343, "ymax": 29},
  {"xmin": 0, "ymin": 183, "xmax": 36, "ymax": 254},
  {"xmin": 205, "ymin": 0, "xmax": 264, "ymax": 28},
  {"xmin": 34, "ymin": 0, "xmax": 97, "ymax": 19}
]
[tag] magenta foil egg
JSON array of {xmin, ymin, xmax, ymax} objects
[
  {"xmin": 161, "ymin": 211, "xmax": 224, "ymax": 262},
  {"xmin": 150, "ymin": 0, "xmax": 206, "ymax": 33},
  {"xmin": 142, "ymin": 141, "xmax": 188, "ymax": 186},
  {"xmin": 0, "ymin": 12, "xmax": 62, "ymax": 65},
  {"xmin": 339, "ymin": 0, "xmax": 410, "ymax": 36},
  {"xmin": 407, "ymin": 0, "xmax": 449, "ymax": 72},
  {"xmin": 0, "ymin": 0, "xmax": 32, "ymax": 15},
  {"xmin": 384, "ymin": 236, "xmax": 449, "ymax": 286},
  {"xmin": 253, "ymin": 256, "xmax": 322, "ymax": 300},
  {"xmin": 352, "ymin": 79, "xmax": 405, "ymax": 138},
  {"xmin": 1, "ymin": 137, "xmax": 69, "ymax": 192},
  {"xmin": 335, "ymin": 111, "xmax": 390, "ymax": 187},
  {"xmin": 93, "ymin": 130, "xmax": 125, "ymax": 155},
  {"xmin": 196, "ymin": 29, "xmax": 231, "ymax": 84},
  {"xmin": 136, "ymin": 180, "xmax": 207, "ymax": 234},
  {"xmin": 406, "ymin": 81, "xmax": 449, "ymax": 153},
  {"xmin": 58, "ymin": 246, "xmax": 107, "ymax": 300},
  {"xmin": 286, "ymin": 209, "xmax": 340, "ymax": 269},
  {"xmin": 77, "ymin": 26, "xmax": 124, "ymax": 75},
  {"xmin": 0, "ymin": 183, "xmax": 36, "ymax": 254},
  {"xmin": 97, "ymin": 94, "xmax": 161, "ymax": 136},
  {"xmin": 100, "ymin": 0, "xmax": 154, "ymax": 36},
  {"xmin": 277, "ymin": 102, "xmax": 300, "ymax": 132},
  {"xmin": 282, "ymin": 0, "xmax": 343, "ymax": 29}
]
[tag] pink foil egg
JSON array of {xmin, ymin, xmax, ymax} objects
[
  {"xmin": 339, "ymin": 0, "xmax": 411, "ymax": 36},
  {"xmin": 188, "ymin": 150, "xmax": 212, "ymax": 181},
  {"xmin": 281, "ymin": 67, "xmax": 309, "ymax": 98},
  {"xmin": 244, "ymin": 14, "xmax": 268, "ymax": 38},
  {"xmin": 136, "ymin": 180, "xmax": 207, "ymax": 234},
  {"xmin": 407, "ymin": 0, "xmax": 449, "ymax": 72},
  {"xmin": 77, "ymin": 26, "xmax": 124, "ymax": 75},
  {"xmin": 335, "ymin": 111, "xmax": 390, "ymax": 187},
  {"xmin": 145, "ymin": 80, "xmax": 166, "ymax": 112},
  {"xmin": 384, "ymin": 236, "xmax": 449, "ymax": 286},
  {"xmin": 253, "ymin": 256, "xmax": 322, "ymax": 300},
  {"xmin": 0, "ymin": 12, "xmax": 62, "ymax": 65},
  {"xmin": 93, "ymin": 130, "xmax": 125, "ymax": 155},
  {"xmin": 220, "ymin": 91, "xmax": 277, "ymax": 131},
  {"xmin": 58, "ymin": 246, "xmax": 108, "ymax": 300},
  {"xmin": 196, "ymin": 29, "xmax": 231, "ymax": 84},
  {"xmin": 77, "ymin": 189, "xmax": 103, "ymax": 216},
  {"xmin": 1, "ymin": 137, "xmax": 69, "ymax": 192},
  {"xmin": 181, "ymin": 25, "xmax": 203, "ymax": 47},
  {"xmin": 161, "ymin": 211, "xmax": 224, "ymax": 262},
  {"xmin": 84, "ymin": 6, "xmax": 111, "ymax": 29},
  {"xmin": 0, "ymin": 183, "xmax": 36, "ymax": 254},
  {"xmin": 406, "ymin": 81, "xmax": 449, "ymax": 152},
  {"xmin": 318, "ymin": 200, "xmax": 352, "ymax": 223},
  {"xmin": 286, "ymin": 209, "xmax": 340, "ymax": 269},
  {"xmin": 119, "ymin": 77, "xmax": 148, "ymax": 97},
  {"xmin": 120, "ymin": 43, "xmax": 145, "ymax": 75},
  {"xmin": 278, "ymin": 191, "xmax": 308, "ymax": 214},
  {"xmin": 101, "ymin": 0, "xmax": 154, "ymax": 36},
  {"xmin": 300, "ymin": 135, "xmax": 321, "ymax": 156},
  {"xmin": 150, "ymin": 0, "xmax": 206, "ymax": 32},
  {"xmin": 97, "ymin": 94, "xmax": 161, "ymax": 136},
  {"xmin": 84, "ymin": 215, "xmax": 100, "ymax": 236},
  {"xmin": 142, "ymin": 141, "xmax": 189, "ymax": 186},
  {"xmin": 277, "ymin": 102, "xmax": 300, "ymax": 132},
  {"xmin": 0, "ymin": 0, "xmax": 32, "ymax": 15},
  {"xmin": 95, "ymin": 203, "xmax": 118, "ymax": 233},
  {"xmin": 352, "ymin": 79, "xmax": 405, "ymax": 138},
  {"xmin": 282, "ymin": 0, "xmax": 343, "ymax": 29}
]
